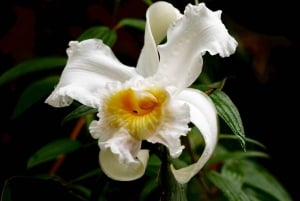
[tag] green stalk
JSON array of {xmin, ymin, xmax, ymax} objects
[{"xmin": 158, "ymin": 145, "xmax": 187, "ymax": 201}]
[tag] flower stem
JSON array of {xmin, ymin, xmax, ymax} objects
[{"xmin": 158, "ymin": 145, "xmax": 187, "ymax": 201}]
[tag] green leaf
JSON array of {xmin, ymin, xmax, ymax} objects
[
  {"xmin": 1, "ymin": 178, "xmax": 13, "ymax": 201},
  {"xmin": 62, "ymin": 105, "xmax": 97, "ymax": 124},
  {"xmin": 232, "ymin": 160, "xmax": 293, "ymax": 201},
  {"xmin": 1, "ymin": 176, "xmax": 85, "ymax": 201},
  {"xmin": 77, "ymin": 26, "xmax": 117, "ymax": 47},
  {"xmin": 186, "ymin": 178, "xmax": 207, "ymax": 201},
  {"xmin": 187, "ymin": 126, "xmax": 205, "ymax": 151},
  {"xmin": 144, "ymin": 154, "xmax": 161, "ymax": 178},
  {"xmin": 219, "ymin": 134, "xmax": 267, "ymax": 149},
  {"xmin": 139, "ymin": 179, "xmax": 158, "ymax": 201},
  {"xmin": 208, "ymin": 144, "xmax": 268, "ymax": 165},
  {"xmin": 27, "ymin": 138, "xmax": 82, "ymax": 169},
  {"xmin": 210, "ymin": 89, "xmax": 246, "ymax": 150},
  {"xmin": 0, "ymin": 57, "xmax": 66, "ymax": 87},
  {"xmin": 70, "ymin": 168, "xmax": 102, "ymax": 183},
  {"xmin": 71, "ymin": 184, "xmax": 92, "ymax": 200},
  {"xmin": 143, "ymin": 0, "xmax": 152, "ymax": 6},
  {"xmin": 207, "ymin": 170, "xmax": 251, "ymax": 201},
  {"xmin": 12, "ymin": 76, "xmax": 60, "ymax": 119},
  {"xmin": 208, "ymin": 150, "xmax": 269, "ymax": 165},
  {"xmin": 117, "ymin": 18, "xmax": 145, "ymax": 31},
  {"xmin": 244, "ymin": 187, "xmax": 279, "ymax": 201}
]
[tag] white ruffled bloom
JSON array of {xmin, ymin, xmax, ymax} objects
[{"xmin": 45, "ymin": 1, "xmax": 237, "ymax": 183}]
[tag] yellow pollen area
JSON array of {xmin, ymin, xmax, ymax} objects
[{"xmin": 103, "ymin": 87, "xmax": 168, "ymax": 140}]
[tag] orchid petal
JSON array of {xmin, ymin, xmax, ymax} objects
[
  {"xmin": 147, "ymin": 99, "xmax": 190, "ymax": 158},
  {"xmin": 136, "ymin": 1, "xmax": 181, "ymax": 77},
  {"xmin": 45, "ymin": 39, "xmax": 138, "ymax": 108},
  {"xmin": 91, "ymin": 115, "xmax": 149, "ymax": 181},
  {"xmin": 99, "ymin": 149, "xmax": 149, "ymax": 181},
  {"xmin": 171, "ymin": 88, "xmax": 218, "ymax": 184},
  {"xmin": 98, "ymin": 128, "xmax": 142, "ymax": 163},
  {"xmin": 89, "ymin": 120, "xmax": 111, "ymax": 141},
  {"xmin": 97, "ymin": 128, "xmax": 149, "ymax": 181},
  {"xmin": 155, "ymin": 3, "xmax": 238, "ymax": 89}
]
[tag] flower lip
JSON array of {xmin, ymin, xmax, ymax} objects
[
  {"xmin": 135, "ymin": 90, "xmax": 158, "ymax": 111},
  {"xmin": 101, "ymin": 82, "xmax": 170, "ymax": 140},
  {"xmin": 122, "ymin": 89, "xmax": 159, "ymax": 116}
]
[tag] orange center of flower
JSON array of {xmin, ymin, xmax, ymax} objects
[{"xmin": 103, "ymin": 87, "xmax": 168, "ymax": 140}]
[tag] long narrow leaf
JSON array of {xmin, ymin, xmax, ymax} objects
[
  {"xmin": 233, "ymin": 160, "xmax": 293, "ymax": 201},
  {"xmin": 1, "ymin": 178, "xmax": 13, "ymax": 201},
  {"xmin": 0, "ymin": 57, "xmax": 66, "ymax": 86},
  {"xmin": 70, "ymin": 169, "xmax": 102, "ymax": 184},
  {"xmin": 139, "ymin": 179, "xmax": 158, "ymax": 201},
  {"xmin": 208, "ymin": 150, "xmax": 269, "ymax": 165},
  {"xmin": 12, "ymin": 76, "xmax": 60, "ymax": 119},
  {"xmin": 143, "ymin": 0, "xmax": 152, "ymax": 6},
  {"xmin": 62, "ymin": 105, "xmax": 97, "ymax": 125},
  {"xmin": 210, "ymin": 89, "xmax": 246, "ymax": 150},
  {"xmin": 219, "ymin": 134, "xmax": 267, "ymax": 149},
  {"xmin": 117, "ymin": 18, "xmax": 145, "ymax": 31},
  {"xmin": 27, "ymin": 138, "xmax": 82, "ymax": 169},
  {"xmin": 1, "ymin": 177, "xmax": 86, "ymax": 201},
  {"xmin": 244, "ymin": 187, "xmax": 282, "ymax": 201},
  {"xmin": 207, "ymin": 171, "xmax": 251, "ymax": 201},
  {"xmin": 77, "ymin": 26, "xmax": 117, "ymax": 47}
]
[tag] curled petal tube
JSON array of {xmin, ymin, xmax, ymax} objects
[
  {"xmin": 136, "ymin": 1, "xmax": 181, "ymax": 77},
  {"xmin": 171, "ymin": 89, "xmax": 218, "ymax": 184}
]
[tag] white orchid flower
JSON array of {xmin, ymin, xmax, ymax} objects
[{"xmin": 45, "ymin": 1, "xmax": 237, "ymax": 183}]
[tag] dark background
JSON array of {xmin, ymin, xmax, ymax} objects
[{"xmin": 1, "ymin": 0, "xmax": 299, "ymax": 200}]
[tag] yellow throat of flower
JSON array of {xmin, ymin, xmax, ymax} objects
[{"xmin": 103, "ymin": 87, "xmax": 169, "ymax": 140}]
